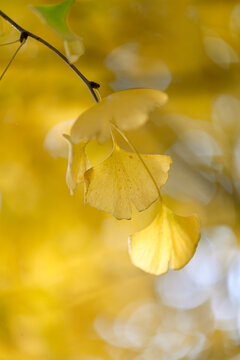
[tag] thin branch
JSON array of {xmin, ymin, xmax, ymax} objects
[
  {"xmin": 0, "ymin": 10, "xmax": 100, "ymax": 103},
  {"xmin": 0, "ymin": 39, "xmax": 25, "ymax": 81}
]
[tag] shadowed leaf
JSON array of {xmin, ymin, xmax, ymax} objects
[
  {"xmin": 44, "ymin": 119, "xmax": 74, "ymax": 159},
  {"xmin": 71, "ymin": 88, "xmax": 168, "ymax": 144}
]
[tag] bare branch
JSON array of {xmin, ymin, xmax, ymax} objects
[{"xmin": 0, "ymin": 10, "xmax": 100, "ymax": 103}]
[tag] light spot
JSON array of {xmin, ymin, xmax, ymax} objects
[
  {"xmin": 203, "ymin": 37, "xmax": 238, "ymax": 69},
  {"xmin": 212, "ymin": 94, "xmax": 240, "ymax": 133},
  {"xmin": 228, "ymin": 256, "xmax": 240, "ymax": 305},
  {"xmin": 230, "ymin": 5, "xmax": 240, "ymax": 36},
  {"xmin": 105, "ymin": 42, "xmax": 172, "ymax": 91}
]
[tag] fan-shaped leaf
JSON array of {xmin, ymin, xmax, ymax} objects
[
  {"xmin": 84, "ymin": 144, "xmax": 172, "ymax": 219},
  {"xmin": 71, "ymin": 88, "xmax": 168, "ymax": 144},
  {"xmin": 129, "ymin": 204, "xmax": 200, "ymax": 275}
]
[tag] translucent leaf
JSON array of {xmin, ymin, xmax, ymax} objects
[
  {"xmin": 129, "ymin": 204, "xmax": 200, "ymax": 275},
  {"xmin": 71, "ymin": 88, "xmax": 168, "ymax": 144},
  {"xmin": 84, "ymin": 144, "xmax": 172, "ymax": 220},
  {"xmin": 31, "ymin": 0, "xmax": 74, "ymax": 37},
  {"xmin": 63, "ymin": 135, "xmax": 89, "ymax": 195},
  {"xmin": 30, "ymin": 0, "xmax": 84, "ymax": 63},
  {"xmin": 64, "ymin": 37, "xmax": 84, "ymax": 63}
]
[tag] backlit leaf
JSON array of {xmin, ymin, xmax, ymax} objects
[
  {"xmin": 129, "ymin": 204, "xmax": 200, "ymax": 275},
  {"xmin": 84, "ymin": 144, "xmax": 172, "ymax": 219},
  {"xmin": 71, "ymin": 88, "xmax": 168, "ymax": 144},
  {"xmin": 64, "ymin": 37, "xmax": 84, "ymax": 63},
  {"xmin": 63, "ymin": 134, "xmax": 89, "ymax": 195},
  {"xmin": 31, "ymin": 0, "xmax": 74, "ymax": 37}
]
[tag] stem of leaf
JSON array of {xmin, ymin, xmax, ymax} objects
[
  {"xmin": 0, "ymin": 10, "xmax": 99, "ymax": 103},
  {"xmin": 0, "ymin": 39, "xmax": 25, "ymax": 81},
  {"xmin": 111, "ymin": 123, "xmax": 162, "ymax": 201}
]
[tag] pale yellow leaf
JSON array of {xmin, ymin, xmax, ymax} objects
[
  {"xmin": 71, "ymin": 88, "xmax": 168, "ymax": 144},
  {"xmin": 63, "ymin": 134, "xmax": 89, "ymax": 195},
  {"xmin": 64, "ymin": 37, "xmax": 84, "ymax": 63},
  {"xmin": 84, "ymin": 144, "xmax": 172, "ymax": 220},
  {"xmin": 129, "ymin": 204, "xmax": 200, "ymax": 275},
  {"xmin": 43, "ymin": 119, "xmax": 74, "ymax": 158}
]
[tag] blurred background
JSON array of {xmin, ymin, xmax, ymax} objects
[{"xmin": 1, "ymin": 0, "xmax": 240, "ymax": 359}]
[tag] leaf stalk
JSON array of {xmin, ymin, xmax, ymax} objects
[{"xmin": 110, "ymin": 123, "xmax": 162, "ymax": 201}]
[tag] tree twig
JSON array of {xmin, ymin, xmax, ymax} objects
[
  {"xmin": 0, "ymin": 38, "xmax": 26, "ymax": 81},
  {"xmin": 0, "ymin": 10, "xmax": 100, "ymax": 103}
]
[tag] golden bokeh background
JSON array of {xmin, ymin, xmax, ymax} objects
[{"xmin": 1, "ymin": 0, "xmax": 240, "ymax": 359}]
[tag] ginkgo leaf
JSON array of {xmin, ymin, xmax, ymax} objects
[
  {"xmin": 84, "ymin": 144, "xmax": 172, "ymax": 220},
  {"xmin": 63, "ymin": 134, "xmax": 89, "ymax": 195},
  {"xmin": 44, "ymin": 119, "xmax": 74, "ymax": 158},
  {"xmin": 30, "ymin": 0, "xmax": 84, "ymax": 62},
  {"xmin": 129, "ymin": 204, "xmax": 200, "ymax": 275},
  {"xmin": 31, "ymin": 0, "xmax": 74, "ymax": 37},
  {"xmin": 70, "ymin": 88, "xmax": 168, "ymax": 144},
  {"xmin": 64, "ymin": 37, "xmax": 84, "ymax": 63}
]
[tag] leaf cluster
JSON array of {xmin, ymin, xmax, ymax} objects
[{"xmin": 57, "ymin": 88, "xmax": 201, "ymax": 275}]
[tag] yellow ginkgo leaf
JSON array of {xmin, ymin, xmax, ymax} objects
[
  {"xmin": 63, "ymin": 134, "xmax": 89, "ymax": 195},
  {"xmin": 71, "ymin": 88, "xmax": 168, "ymax": 144},
  {"xmin": 129, "ymin": 204, "xmax": 200, "ymax": 275},
  {"xmin": 84, "ymin": 144, "xmax": 172, "ymax": 220}
]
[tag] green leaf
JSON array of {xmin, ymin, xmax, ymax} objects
[
  {"xmin": 30, "ymin": 0, "xmax": 84, "ymax": 62},
  {"xmin": 30, "ymin": 0, "xmax": 74, "ymax": 38}
]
